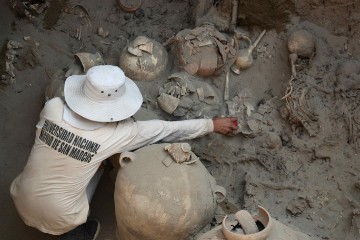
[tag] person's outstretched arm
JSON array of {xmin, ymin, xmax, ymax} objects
[{"xmin": 122, "ymin": 117, "xmax": 238, "ymax": 151}]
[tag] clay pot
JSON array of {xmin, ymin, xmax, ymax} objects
[
  {"xmin": 119, "ymin": 36, "xmax": 168, "ymax": 81},
  {"xmin": 117, "ymin": 0, "xmax": 142, "ymax": 12},
  {"xmin": 75, "ymin": 52, "xmax": 104, "ymax": 73},
  {"xmin": 172, "ymin": 24, "xmax": 237, "ymax": 78},
  {"xmin": 114, "ymin": 143, "xmax": 226, "ymax": 240},
  {"xmin": 231, "ymin": 30, "xmax": 266, "ymax": 75},
  {"xmin": 222, "ymin": 206, "xmax": 272, "ymax": 240}
]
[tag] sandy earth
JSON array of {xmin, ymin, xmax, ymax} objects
[{"xmin": 1, "ymin": 0, "xmax": 360, "ymax": 239}]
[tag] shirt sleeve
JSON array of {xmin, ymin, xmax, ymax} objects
[{"xmin": 122, "ymin": 119, "xmax": 214, "ymax": 151}]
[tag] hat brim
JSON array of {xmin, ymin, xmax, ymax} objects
[{"xmin": 64, "ymin": 75, "xmax": 143, "ymax": 122}]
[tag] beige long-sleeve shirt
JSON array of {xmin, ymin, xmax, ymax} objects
[{"xmin": 10, "ymin": 97, "xmax": 213, "ymax": 235}]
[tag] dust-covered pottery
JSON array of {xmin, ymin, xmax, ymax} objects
[
  {"xmin": 75, "ymin": 52, "xmax": 104, "ymax": 73},
  {"xmin": 198, "ymin": 206, "xmax": 311, "ymax": 240},
  {"xmin": 114, "ymin": 143, "xmax": 226, "ymax": 240},
  {"xmin": 119, "ymin": 36, "xmax": 168, "ymax": 81}
]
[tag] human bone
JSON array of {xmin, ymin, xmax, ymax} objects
[
  {"xmin": 119, "ymin": 36, "xmax": 168, "ymax": 81},
  {"xmin": 289, "ymin": 53, "xmax": 298, "ymax": 77},
  {"xmin": 114, "ymin": 143, "xmax": 226, "ymax": 240},
  {"xmin": 287, "ymin": 29, "xmax": 315, "ymax": 58},
  {"xmin": 224, "ymin": 72, "xmax": 230, "ymax": 101},
  {"xmin": 231, "ymin": 30, "xmax": 266, "ymax": 75}
]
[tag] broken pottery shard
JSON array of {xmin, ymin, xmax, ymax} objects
[
  {"xmin": 157, "ymin": 93, "xmax": 180, "ymax": 114},
  {"xmin": 185, "ymin": 34, "xmax": 196, "ymax": 40},
  {"xmin": 138, "ymin": 42, "xmax": 153, "ymax": 54},
  {"xmin": 133, "ymin": 35, "xmax": 150, "ymax": 46},
  {"xmin": 197, "ymin": 88, "xmax": 205, "ymax": 101},
  {"xmin": 244, "ymin": 102, "xmax": 254, "ymax": 117},
  {"xmin": 75, "ymin": 52, "xmax": 104, "ymax": 73},
  {"xmin": 127, "ymin": 46, "xmax": 143, "ymax": 57},
  {"xmin": 164, "ymin": 143, "xmax": 192, "ymax": 163},
  {"xmin": 214, "ymin": 38, "xmax": 227, "ymax": 64},
  {"xmin": 198, "ymin": 39, "xmax": 213, "ymax": 47}
]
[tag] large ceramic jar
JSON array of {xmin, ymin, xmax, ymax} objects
[
  {"xmin": 114, "ymin": 143, "xmax": 226, "ymax": 240},
  {"xmin": 119, "ymin": 36, "xmax": 168, "ymax": 81}
]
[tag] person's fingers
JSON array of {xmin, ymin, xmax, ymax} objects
[
  {"xmin": 212, "ymin": 117, "xmax": 239, "ymax": 135},
  {"xmin": 230, "ymin": 124, "xmax": 238, "ymax": 130},
  {"xmin": 228, "ymin": 117, "xmax": 237, "ymax": 122}
]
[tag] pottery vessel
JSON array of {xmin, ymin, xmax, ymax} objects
[
  {"xmin": 198, "ymin": 206, "xmax": 311, "ymax": 240},
  {"xmin": 117, "ymin": 0, "xmax": 142, "ymax": 12},
  {"xmin": 231, "ymin": 30, "xmax": 266, "ymax": 75},
  {"xmin": 114, "ymin": 143, "xmax": 226, "ymax": 240},
  {"xmin": 172, "ymin": 24, "xmax": 237, "ymax": 77},
  {"xmin": 119, "ymin": 36, "xmax": 168, "ymax": 81},
  {"xmin": 75, "ymin": 52, "xmax": 104, "ymax": 73}
]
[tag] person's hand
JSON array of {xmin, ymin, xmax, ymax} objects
[{"xmin": 212, "ymin": 117, "xmax": 238, "ymax": 136}]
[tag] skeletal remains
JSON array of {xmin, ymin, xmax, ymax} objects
[
  {"xmin": 287, "ymin": 29, "xmax": 315, "ymax": 77},
  {"xmin": 281, "ymin": 29, "xmax": 319, "ymax": 136}
]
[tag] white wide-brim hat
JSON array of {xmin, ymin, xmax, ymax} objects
[{"xmin": 64, "ymin": 65, "xmax": 143, "ymax": 122}]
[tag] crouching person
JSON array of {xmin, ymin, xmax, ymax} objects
[{"xmin": 10, "ymin": 65, "xmax": 237, "ymax": 239}]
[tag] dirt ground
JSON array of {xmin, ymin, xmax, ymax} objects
[{"xmin": 1, "ymin": 0, "xmax": 360, "ymax": 239}]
